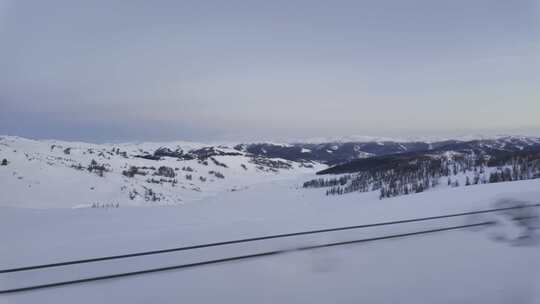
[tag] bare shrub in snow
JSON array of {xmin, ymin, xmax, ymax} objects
[
  {"xmin": 155, "ymin": 166, "xmax": 175, "ymax": 178},
  {"xmin": 87, "ymin": 159, "xmax": 109, "ymax": 177},
  {"xmin": 209, "ymin": 170, "xmax": 225, "ymax": 179}
]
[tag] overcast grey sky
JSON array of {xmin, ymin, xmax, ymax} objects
[{"xmin": 1, "ymin": 0, "xmax": 539, "ymax": 142}]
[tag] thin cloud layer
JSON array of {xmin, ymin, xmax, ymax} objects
[{"xmin": 1, "ymin": 0, "xmax": 539, "ymax": 142}]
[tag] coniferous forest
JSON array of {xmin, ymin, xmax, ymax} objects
[{"xmin": 303, "ymin": 149, "xmax": 540, "ymax": 199}]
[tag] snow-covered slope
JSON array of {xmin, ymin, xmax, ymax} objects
[
  {"xmin": 2, "ymin": 135, "xmax": 540, "ymax": 302},
  {"xmin": 301, "ymin": 134, "xmax": 540, "ymax": 144},
  {"xmin": 2, "ymin": 135, "xmax": 539, "ymax": 208},
  {"xmin": 241, "ymin": 135, "xmax": 540, "ymax": 165},
  {"xmin": 0, "ymin": 136, "xmax": 325, "ymax": 208},
  {"xmin": 1, "ymin": 175, "xmax": 539, "ymax": 303}
]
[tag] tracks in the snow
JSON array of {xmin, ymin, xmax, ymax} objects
[{"xmin": 1, "ymin": 203, "xmax": 539, "ymax": 294}]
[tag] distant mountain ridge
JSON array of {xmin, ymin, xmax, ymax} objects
[{"xmin": 237, "ymin": 136, "xmax": 540, "ymax": 165}]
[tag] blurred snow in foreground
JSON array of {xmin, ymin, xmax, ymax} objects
[{"xmin": 1, "ymin": 177, "xmax": 540, "ymax": 303}]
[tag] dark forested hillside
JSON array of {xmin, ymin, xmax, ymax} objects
[
  {"xmin": 305, "ymin": 144, "xmax": 540, "ymax": 199},
  {"xmin": 235, "ymin": 141, "xmax": 430, "ymax": 165}
]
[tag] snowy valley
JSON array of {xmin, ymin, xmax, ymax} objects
[
  {"xmin": 1, "ymin": 135, "xmax": 539, "ymax": 208},
  {"xmin": 1, "ymin": 135, "xmax": 540, "ymax": 303}
]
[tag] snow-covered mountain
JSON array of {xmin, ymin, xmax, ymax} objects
[
  {"xmin": 1, "ymin": 135, "xmax": 539, "ymax": 208},
  {"xmin": 306, "ymin": 138, "xmax": 540, "ymax": 199},
  {"xmin": 2, "ymin": 136, "xmax": 540, "ymax": 303},
  {"xmin": 0, "ymin": 136, "xmax": 324, "ymax": 208},
  {"xmin": 239, "ymin": 135, "xmax": 540, "ymax": 165}
]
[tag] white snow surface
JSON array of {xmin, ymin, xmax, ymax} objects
[
  {"xmin": 2, "ymin": 136, "xmax": 540, "ymax": 303},
  {"xmin": 1, "ymin": 176, "xmax": 540, "ymax": 303},
  {"xmin": 0, "ymin": 136, "xmax": 325, "ymax": 208}
]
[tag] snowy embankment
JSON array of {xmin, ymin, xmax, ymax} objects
[{"xmin": 1, "ymin": 177, "xmax": 540, "ymax": 303}]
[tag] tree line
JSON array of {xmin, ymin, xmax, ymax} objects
[{"xmin": 303, "ymin": 153, "xmax": 540, "ymax": 199}]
